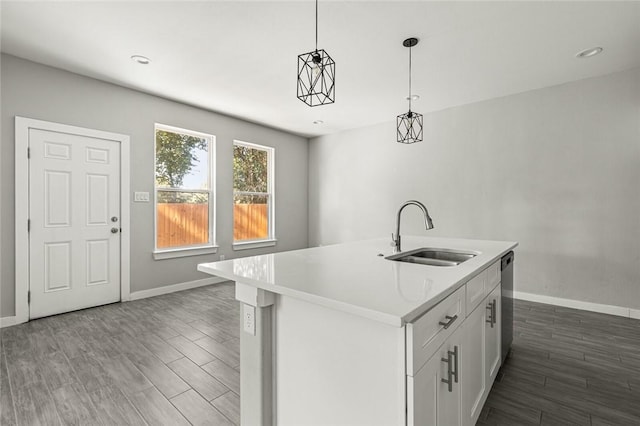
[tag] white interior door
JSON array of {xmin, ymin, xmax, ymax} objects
[{"xmin": 28, "ymin": 128, "xmax": 121, "ymax": 319}]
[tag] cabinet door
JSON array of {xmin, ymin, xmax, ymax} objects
[
  {"xmin": 439, "ymin": 326, "xmax": 463, "ymax": 426},
  {"xmin": 461, "ymin": 301, "xmax": 486, "ymax": 426},
  {"xmin": 407, "ymin": 349, "xmax": 438, "ymax": 425},
  {"xmin": 485, "ymin": 285, "xmax": 502, "ymax": 385},
  {"xmin": 408, "ymin": 326, "xmax": 463, "ymax": 426}
]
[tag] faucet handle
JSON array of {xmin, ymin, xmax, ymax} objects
[{"xmin": 391, "ymin": 233, "xmax": 401, "ymax": 253}]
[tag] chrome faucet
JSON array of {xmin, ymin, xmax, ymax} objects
[{"xmin": 392, "ymin": 200, "xmax": 434, "ymax": 253}]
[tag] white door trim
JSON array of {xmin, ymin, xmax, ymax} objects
[{"xmin": 14, "ymin": 116, "xmax": 131, "ymax": 324}]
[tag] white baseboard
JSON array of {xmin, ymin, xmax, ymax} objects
[
  {"xmin": 514, "ymin": 291, "xmax": 639, "ymax": 319},
  {"xmin": 0, "ymin": 316, "xmax": 17, "ymax": 329},
  {"xmin": 1, "ymin": 278, "xmax": 228, "ymax": 327},
  {"xmin": 128, "ymin": 277, "xmax": 228, "ymax": 301}
]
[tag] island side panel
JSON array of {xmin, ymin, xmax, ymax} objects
[
  {"xmin": 274, "ymin": 295, "xmax": 406, "ymax": 426},
  {"xmin": 236, "ymin": 282, "xmax": 276, "ymax": 426}
]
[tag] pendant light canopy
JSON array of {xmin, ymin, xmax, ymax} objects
[
  {"xmin": 397, "ymin": 37, "xmax": 423, "ymax": 144},
  {"xmin": 297, "ymin": 0, "xmax": 335, "ymax": 107}
]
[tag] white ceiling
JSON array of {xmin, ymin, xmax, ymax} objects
[{"xmin": 2, "ymin": 1, "xmax": 639, "ymax": 138}]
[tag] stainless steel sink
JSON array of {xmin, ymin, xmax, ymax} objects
[{"xmin": 386, "ymin": 247, "xmax": 478, "ymax": 267}]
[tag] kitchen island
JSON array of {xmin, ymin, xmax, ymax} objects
[{"xmin": 198, "ymin": 236, "xmax": 517, "ymax": 425}]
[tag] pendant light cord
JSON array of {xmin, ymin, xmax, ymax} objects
[
  {"xmin": 408, "ymin": 43, "xmax": 412, "ymax": 112},
  {"xmin": 315, "ymin": 0, "xmax": 318, "ymax": 52}
]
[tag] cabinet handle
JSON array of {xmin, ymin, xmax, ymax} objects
[
  {"xmin": 441, "ymin": 351, "xmax": 454, "ymax": 393},
  {"xmin": 452, "ymin": 345, "xmax": 459, "ymax": 384},
  {"xmin": 486, "ymin": 302, "xmax": 494, "ymax": 327},
  {"xmin": 439, "ymin": 314, "xmax": 458, "ymax": 330},
  {"xmin": 492, "ymin": 299, "xmax": 497, "ymax": 326}
]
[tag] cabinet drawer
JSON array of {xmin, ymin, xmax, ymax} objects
[
  {"xmin": 406, "ymin": 285, "xmax": 466, "ymax": 376},
  {"xmin": 486, "ymin": 260, "xmax": 500, "ymax": 292},
  {"xmin": 465, "ymin": 271, "xmax": 486, "ymax": 315}
]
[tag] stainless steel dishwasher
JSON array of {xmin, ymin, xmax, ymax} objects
[{"xmin": 501, "ymin": 251, "xmax": 514, "ymax": 364}]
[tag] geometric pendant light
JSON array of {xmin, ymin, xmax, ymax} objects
[
  {"xmin": 297, "ymin": 0, "xmax": 335, "ymax": 107},
  {"xmin": 397, "ymin": 37, "xmax": 423, "ymax": 144}
]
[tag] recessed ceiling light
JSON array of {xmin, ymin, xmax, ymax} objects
[
  {"xmin": 131, "ymin": 55, "xmax": 151, "ymax": 65},
  {"xmin": 313, "ymin": 120, "xmax": 324, "ymax": 125},
  {"xmin": 576, "ymin": 47, "xmax": 603, "ymax": 59},
  {"xmin": 405, "ymin": 94, "xmax": 420, "ymax": 101}
]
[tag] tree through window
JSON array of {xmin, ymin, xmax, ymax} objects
[
  {"xmin": 233, "ymin": 141, "xmax": 274, "ymax": 242},
  {"xmin": 155, "ymin": 125, "xmax": 215, "ymax": 250}
]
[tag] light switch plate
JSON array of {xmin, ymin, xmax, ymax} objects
[
  {"xmin": 134, "ymin": 192, "xmax": 150, "ymax": 202},
  {"xmin": 243, "ymin": 304, "xmax": 255, "ymax": 336}
]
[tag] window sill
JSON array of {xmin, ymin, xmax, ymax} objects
[
  {"xmin": 153, "ymin": 245, "xmax": 218, "ymax": 260},
  {"xmin": 232, "ymin": 239, "xmax": 277, "ymax": 251}
]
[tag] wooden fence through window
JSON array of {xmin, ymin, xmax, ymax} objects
[
  {"xmin": 233, "ymin": 203, "xmax": 268, "ymax": 241},
  {"xmin": 157, "ymin": 203, "xmax": 268, "ymax": 248}
]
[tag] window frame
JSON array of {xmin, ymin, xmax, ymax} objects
[
  {"xmin": 153, "ymin": 123, "xmax": 217, "ymax": 260},
  {"xmin": 232, "ymin": 140, "xmax": 276, "ymax": 250}
]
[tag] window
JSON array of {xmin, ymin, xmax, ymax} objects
[
  {"xmin": 154, "ymin": 124, "xmax": 216, "ymax": 259},
  {"xmin": 233, "ymin": 141, "xmax": 275, "ymax": 249}
]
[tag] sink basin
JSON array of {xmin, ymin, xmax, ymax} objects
[{"xmin": 386, "ymin": 247, "xmax": 478, "ymax": 267}]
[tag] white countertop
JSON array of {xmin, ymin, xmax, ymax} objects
[{"xmin": 197, "ymin": 236, "xmax": 517, "ymax": 327}]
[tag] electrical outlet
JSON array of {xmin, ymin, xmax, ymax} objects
[
  {"xmin": 134, "ymin": 192, "xmax": 150, "ymax": 202},
  {"xmin": 220, "ymin": 255, "xmax": 225, "ymax": 261},
  {"xmin": 243, "ymin": 304, "xmax": 255, "ymax": 336}
]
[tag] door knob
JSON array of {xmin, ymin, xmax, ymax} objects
[
  {"xmin": 111, "ymin": 228, "xmax": 119, "ymax": 234},
  {"xmin": 111, "ymin": 216, "xmax": 118, "ymax": 222}
]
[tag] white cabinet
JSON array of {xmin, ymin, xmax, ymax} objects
[
  {"xmin": 461, "ymin": 298, "xmax": 487, "ymax": 426},
  {"xmin": 465, "ymin": 260, "xmax": 500, "ymax": 315},
  {"xmin": 486, "ymin": 261, "xmax": 500, "ymax": 292},
  {"xmin": 408, "ymin": 325, "xmax": 464, "ymax": 426},
  {"xmin": 408, "ymin": 260, "xmax": 503, "ymax": 426},
  {"xmin": 465, "ymin": 271, "xmax": 486, "ymax": 314},
  {"xmin": 407, "ymin": 285, "xmax": 466, "ymax": 376},
  {"xmin": 461, "ymin": 273, "xmax": 502, "ymax": 426},
  {"xmin": 485, "ymin": 284, "xmax": 502, "ymax": 385}
]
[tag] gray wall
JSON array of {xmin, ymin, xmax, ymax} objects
[
  {"xmin": 1, "ymin": 54, "xmax": 309, "ymax": 318},
  {"xmin": 309, "ymin": 68, "xmax": 640, "ymax": 310}
]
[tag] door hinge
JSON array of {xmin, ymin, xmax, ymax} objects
[
  {"xmin": 28, "ymin": 291, "xmax": 31, "ymax": 304},
  {"xmin": 27, "ymin": 147, "xmax": 30, "ymax": 159},
  {"xmin": 27, "ymin": 219, "xmax": 30, "ymax": 232}
]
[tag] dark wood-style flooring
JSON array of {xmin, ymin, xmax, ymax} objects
[
  {"xmin": 1, "ymin": 283, "xmax": 639, "ymax": 425},
  {"xmin": 479, "ymin": 299, "xmax": 640, "ymax": 426},
  {"xmin": 1, "ymin": 282, "xmax": 240, "ymax": 426}
]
